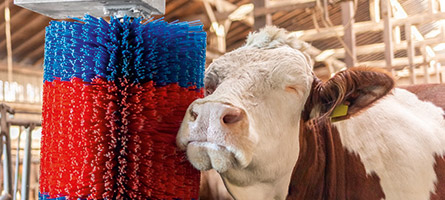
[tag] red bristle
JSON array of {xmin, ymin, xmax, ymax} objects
[
  {"xmin": 65, "ymin": 78, "xmax": 88, "ymax": 195},
  {"xmin": 50, "ymin": 80, "xmax": 62, "ymax": 198},
  {"xmin": 93, "ymin": 78, "xmax": 118, "ymax": 200},
  {"xmin": 138, "ymin": 81, "xmax": 156, "ymax": 197},
  {"xmin": 54, "ymin": 79, "xmax": 65, "ymax": 196},
  {"xmin": 40, "ymin": 81, "xmax": 52, "ymax": 193},
  {"xmin": 141, "ymin": 84, "xmax": 202, "ymax": 199},
  {"xmin": 77, "ymin": 78, "xmax": 94, "ymax": 198},
  {"xmin": 42, "ymin": 77, "xmax": 203, "ymax": 199},
  {"xmin": 126, "ymin": 84, "xmax": 145, "ymax": 199}
]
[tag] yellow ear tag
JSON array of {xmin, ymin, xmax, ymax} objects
[{"xmin": 330, "ymin": 104, "xmax": 349, "ymax": 118}]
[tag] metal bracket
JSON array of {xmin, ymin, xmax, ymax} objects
[{"xmin": 14, "ymin": 0, "xmax": 165, "ymax": 19}]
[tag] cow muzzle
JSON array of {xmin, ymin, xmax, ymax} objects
[{"xmin": 177, "ymin": 101, "xmax": 254, "ymax": 173}]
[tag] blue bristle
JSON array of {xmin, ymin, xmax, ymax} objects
[
  {"xmin": 43, "ymin": 15, "xmax": 206, "ymax": 88},
  {"xmin": 38, "ymin": 193, "xmax": 69, "ymax": 200},
  {"xmin": 43, "ymin": 27, "xmax": 53, "ymax": 82},
  {"xmin": 131, "ymin": 18, "xmax": 146, "ymax": 83},
  {"xmin": 94, "ymin": 18, "xmax": 112, "ymax": 79},
  {"xmin": 120, "ymin": 16, "xmax": 133, "ymax": 80},
  {"xmin": 106, "ymin": 17, "xmax": 122, "ymax": 82}
]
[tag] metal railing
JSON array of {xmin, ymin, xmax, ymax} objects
[{"xmin": 0, "ymin": 104, "xmax": 41, "ymax": 200}]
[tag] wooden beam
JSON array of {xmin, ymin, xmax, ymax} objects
[
  {"xmin": 429, "ymin": 0, "xmax": 437, "ymax": 14},
  {"xmin": 0, "ymin": 0, "xmax": 12, "ymax": 18},
  {"xmin": 165, "ymin": 1, "xmax": 197, "ymax": 20},
  {"xmin": 440, "ymin": 0, "xmax": 445, "ymax": 12},
  {"xmin": 323, "ymin": 35, "xmax": 444, "ymax": 58},
  {"xmin": 183, "ymin": 11, "xmax": 243, "ymax": 26},
  {"xmin": 405, "ymin": 23, "xmax": 416, "ymax": 84},
  {"xmin": 304, "ymin": 45, "xmax": 346, "ymax": 70},
  {"xmin": 203, "ymin": 1, "xmax": 227, "ymax": 53},
  {"xmin": 201, "ymin": 0, "xmax": 237, "ymax": 12},
  {"xmin": 12, "ymin": 28, "xmax": 45, "ymax": 56},
  {"xmin": 4, "ymin": 0, "xmax": 13, "ymax": 83},
  {"xmin": 33, "ymin": 56, "xmax": 44, "ymax": 67},
  {"xmin": 395, "ymin": 67, "xmax": 442, "ymax": 84},
  {"xmin": 293, "ymin": 11, "xmax": 445, "ymax": 42},
  {"xmin": 382, "ymin": 0, "xmax": 395, "ymax": 75},
  {"xmin": 0, "ymin": 15, "xmax": 48, "ymax": 56},
  {"xmin": 369, "ymin": 0, "xmax": 380, "ymax": 22},
  {"xmin": 0, "ymin": 0, "xmax": 8, "ymax": 11},
  {"xmin": 22, "ymin": 45, "xmax": 44, "ymax": 65},
  {"xmin": 392, "ymin": 10, "xmax": 445, "ymax": 26},
  {"xmin": 294, "ymin": 20, "xmax": 383, "ymax": 41},
  {"xmin": 391, "ymin": 0, "xmax": 438, "ymax": 82},
  {"xmin": 223, "ymin": 19, "xmax": 232, "ymax": 35},
  {"xmin": 203, "ymin": 1, "xmax": 217, "ymax": 23},
  {"xmin": 273, "ymin": 7, "xmax": 305, "ymax": 25},
  {"xmin": 281, "ymin": 9, "xmax": 313, "ymax": 29},
  {"xmin": 253, "ymin": 1, "xmax": 315, "ymax": 17},
  {"xmin": 227, "ymin": 25, "xmax": 250, "ymax": 44},
  {"xmin": 201, "ymin": 0, "xmax": 253, "ymax": 26},
  {"xmin": 341, "ymin": 1, "xmax": 356, "ymax": 68},
  {"xmin": 0, "ymin": 8, "xmax": 29, "ymax": 43},
  {"xmin": 359, "ymin": 56, "xmax": 426, "ymax": 68},
  {"xmin": 253, "ymin": 0, "xmax": 272, "ymax": 30},
  {"xmin": 0, "ymin": 62, "xmax": 43, "ymax": 76},
  {"xmin": 435, "ymin": 61, "xmax": 441, "ymax": 83},
  {"xmin": 422, "ymin": 45, "xmax": 430, "ymax": 83},
  {"xmin": 268, "ymin": 0, "xmax": 314, "ymax": 7},
  {"xmin": 227, "ymin": 22, "xmax": 249, "ymax": 38}
]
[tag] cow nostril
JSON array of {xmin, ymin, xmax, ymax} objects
[{"xmin": 222, "ymin": 109, "xmax": 242, "ymax": 124}]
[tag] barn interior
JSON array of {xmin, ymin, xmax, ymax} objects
[{"xmin": 0, "ymin": 0, "xmax": 444, "ymax": 199}]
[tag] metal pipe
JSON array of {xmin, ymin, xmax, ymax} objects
[
  {"xmin": 7, "ymin": 119, "xmax": 41, "ymax": 127},
  {"xmin": 0, "ymin": 104, "xmax": 14, "ymax": 115},
  {"xmin": 20, "ymin": 124, "xmax": 33, "ymax": 200},
  {"xmin": 12, "ymin": 128, "xmax": 22, "ymax": 200},
  {"xmin": 11, "ymin": 111, "xmax": 41, "ymax": 115},
  {"xmin": 2, "ymin": 105, "xmax": 13, "ymax": 196}
]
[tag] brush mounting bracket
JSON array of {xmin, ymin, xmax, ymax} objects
[{"xmin": 14, "ymin": 0, "xmax": 165, "ymax": 19}]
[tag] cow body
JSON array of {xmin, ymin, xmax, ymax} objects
[
  {"xmin": 333, "ymin": 89, "xmax": 445, "ymax": 199},
  {"xmin": 177, "ymin": 26, "xmax": 445, "ymax": 200},
  {"xmin": 290, "ymin": 87, "xmax": 445, "ymax": 200}
]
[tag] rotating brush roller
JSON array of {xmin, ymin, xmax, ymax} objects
[{"xmin": 14, "ymin": 1, "xmax": 206, "ymax": 199}]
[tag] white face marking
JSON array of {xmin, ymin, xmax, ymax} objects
[{"xmin": 334, "ymin": 88, "xmax": 445, "ymax": 200}]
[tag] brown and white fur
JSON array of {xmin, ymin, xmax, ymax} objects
[{"xmin": 177, "ymin": 26, "xmax": 445, "ymax": 200}]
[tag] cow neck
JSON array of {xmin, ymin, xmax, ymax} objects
[{"xmin": 286, "ymin": 77, "xmax": 385, "ymax": 200}]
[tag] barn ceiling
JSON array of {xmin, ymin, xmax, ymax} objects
[
  {"xmin": 1, "ymin": 0, "xmax": 445, "ymax": 83},
  {"xmin": 0, "ymin": 0, "xmax": 373, "ymax": 67}
]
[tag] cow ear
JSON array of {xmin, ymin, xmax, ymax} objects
[{"xmin": 314, "ymin": 67, "xmax": 395, "ymax": 121}]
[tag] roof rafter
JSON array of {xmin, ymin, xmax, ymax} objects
[{"xmin": 254, "ymin": 0, "xmax": 315, "ymax": 17}]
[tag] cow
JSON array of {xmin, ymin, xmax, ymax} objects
[{"xmin": 176, "ymin": 26, "xmax": 445, "ymax": 200}]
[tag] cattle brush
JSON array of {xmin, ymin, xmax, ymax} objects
[{"xmin": 38, "ymin": 15, "xmax": 206, "ymax": 199}]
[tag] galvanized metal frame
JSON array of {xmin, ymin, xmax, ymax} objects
[
  {"xmin": 14, "ymin": 0, "xmax": 165, "ymax": 18},
  {"xmin": 0, "ymin": 104, "xmax": 41, "ymax": 200}
]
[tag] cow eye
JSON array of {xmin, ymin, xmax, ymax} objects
[{"xmin": 285, "ymin": 86, "xmax": 298, "ymax": 93}]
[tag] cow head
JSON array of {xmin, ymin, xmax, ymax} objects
[{"xmin": 177, "ymin": 26, "xmax": 394, "ymax": 199}]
